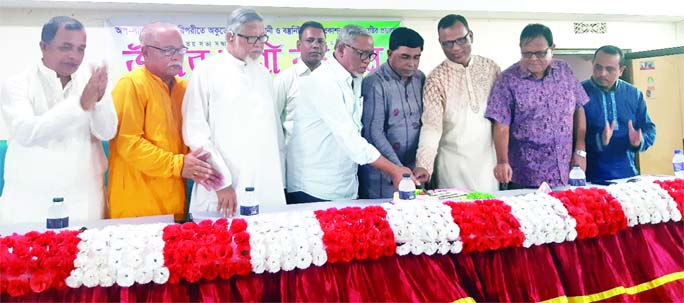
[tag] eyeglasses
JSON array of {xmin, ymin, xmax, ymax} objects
[
  {"xmin": 345, "ymin": 44, "xmax": 377, "ymax": 61},
  {"xmin": 303, "ymin": 37, "xmax": 326, "ymax": 45},
  {"xmin": 521, "ymin": 47, "xmax": 551, "ymax": 59},
  {"xmin": 440, "ymin": 32, "xmax": 471, "ymax": 48},
  {"xmin": 236, "ymin": 33, "xmax": 269, "ymax": 44},
  {"xmin": 145, "ymin": 45, "xmax": 188, "ymax": 56}
]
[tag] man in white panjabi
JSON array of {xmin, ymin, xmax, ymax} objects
[
  {"xmin": 0, "ymin": 16, "xmax": 117, "ymax": 224},
  {"xmin": 413, "ymin": 15, "xmax": 500, "ymax": 192},
  {"xmin": 183, "ymin": 8, "xmax": 285, "ymax": 217}
]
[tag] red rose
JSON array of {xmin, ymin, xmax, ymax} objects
[
  {"xmin": 195, "ymin": 246, "xmax": 212, "ymax": 265},
  {"xmin": 229, "ymin": 218, "xmax": 248, "ymax": 233},
  {"xmin": 29, "ymin": 271, "xmax": 52, "ymax": 293},
  {"xmin": 183, "ymin": 266, "xmax": 203, "ymax": 283},
  {"xmin": 218, "ymin": 262, "xmax": 235, "ymax": 280},
  {"xmin": 235, "ymin": 260, "xmax": 252, "ymax": 276},
  {"xmin": 202, "ymin": 263, "xmax": 220, "ymax": 281},
  {"xmin": 163, "ymin": 224, "xmax": 181, "ymax": 241},
  {"xmin": 236, "ymin": 244, "xmax": 250, "ymax": 259},
  {"xmin": 167, "ymin": 272, "xmax": 181, "ymax": 284},
  {"xmin": 215, "ymin": 244, "xmax": 232, "ymax": 260},
  {"xmin": 6, "ymin": 277, "xmax": 30, "ymax": 297},
  {"xmin": 233, "ymin": 231, "xmax": 250, "ymax": 245},
  {"xmin": 198, "ymin": 219, "xmax": 213, "ymax": 229}
]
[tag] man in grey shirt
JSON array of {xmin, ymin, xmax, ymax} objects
[{"xmin": 359, "ymin": 27, "xmax": 425, "ymax": 199}]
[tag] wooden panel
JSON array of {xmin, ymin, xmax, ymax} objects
[{"xmin": 631, "ymin": 54, "xmax": 684, "ymax": 175}]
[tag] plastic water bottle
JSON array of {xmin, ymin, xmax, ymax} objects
[
  {"xmin": 673, "ymin": 149, "xmax": 684, "ymax": 178},
  {"xmin": 239, "ymin": 187, "xmax": 259, "ymax": 216},
  {"xmin": 46, "ymin": 197, "xmax": 69, "ymax": 229},
  {"xmin": 398, "ymin": 173, "xmax": 416, "ymax": 201},
  {"xmin": 568, "ymin": 165, "xmax": 586, "ymax": 187}
]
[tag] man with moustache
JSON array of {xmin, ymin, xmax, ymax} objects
[
  {"xmin": 0, "ymin": 16, "xmax": 117, "ymax": 224},
  {"xmin": 274, "ymin": 21, "xmax": 326, "ymax": 202},
  {"xmin": 286, "ymin": 24, "xmax": 415, "ymax": 203},
  {"xmin": 358, "ymin": 27, "xmax": 425, "ymax": 199},
  {"xmin": 109, "ymin": 22, "xmax": 220, "ymax": 218},
  {"xmin": 275, "ymin": 21, "xmax": 327, "ymax": 147},
  {"xmin": 582, "ymin": 45, "xmax": 655, "ymax": 182},
  {"xmin": 183, "ymin": 8, "xmax": 286, "ymax": 216},
  {"xmin": 486, "ymin": 24, "xmax": 589, "ymax": 189},
  {"xmin": 413, "ymin": 15, "xmax": 501, "ymax": 193}
]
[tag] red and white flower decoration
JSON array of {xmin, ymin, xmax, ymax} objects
[{"xmin": 2, "ymin": 179, "xmax": 684, "ymax": 297}]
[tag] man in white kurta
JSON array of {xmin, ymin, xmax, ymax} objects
[
  {"xmin": 414, "ymin": 15, "xmax": 500, "ymax": 192},
  {"xmin": 183, "ymin": 9, "xmax": 285, "ymax": 216},
  {"xmin": 286, "ymin": 25, "xmax": 414, "ymax": 202},
  {"xmin": 0, "ymin": 16, "xmax": 117, "ymax": 224}
]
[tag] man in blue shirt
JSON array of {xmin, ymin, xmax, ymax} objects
[
  {"xmin": 582, "ymin": 45, "xmax": 656, "ymax": 182},
  {"xmin": 359, "ymin": 27, "xmax": 425, "ymax": 199}
]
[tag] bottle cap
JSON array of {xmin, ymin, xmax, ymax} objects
[
  {"xmin": 53, "ymin": 197, "xmax": 64, "ymax": 203},
  {"xmin": 245, "ymin": 187, "xmax": 255, "ymax": 192},
  {"xmin": 675, "ymin": 149, "xmax": 683, "ymax": 155},
  {"xmin": 402, "ymin": 173, "xmax": 410, "ymax": 178}
]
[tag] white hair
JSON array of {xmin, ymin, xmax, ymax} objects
[
  {"xmin": 334, "ymin": 24, "xmax": 371, "ymax": 50},
  {"xmin": 139, "ymin": 22, "xmax": 180, "ymax": 45},
  {"xmin": 226, "ymin": 8, "xmax": 263, "ymax": 34}
]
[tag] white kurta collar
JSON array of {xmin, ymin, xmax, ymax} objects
[
  {"xmin": 294, "ymin": 60, "xmax": 313, "ymax": 77},
  {"xmin": 329, "ymin": 56, "xmax": 361, "ymax": 96},
  {"xmin": 36, "ymin": 61, "xmax": 74, "ymax": 91}
]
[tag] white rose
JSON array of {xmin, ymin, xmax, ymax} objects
[
  {"xmin": 651, "ymin": 212, "xmax": 663, "ymax": 224},
  {"xmin": 449, "ymin": 241, "xmax": 463, "ymax": 254},
  {"xmin": 90, "ymin": 239, "xmax": 107, "ymax": 253},
  {"xmin": 423, "ymin": 242, "xmax": 438, "ymax": 256},
  {"xmin": 93, "ymin": 255, "xmax": 107, "ymax": 267},
  {"xmin": 152, "ymin": 267, "xmax": 170, "ymax": 284},
  {"xmin": 437, "ymin": 242, "xmax": 450, "ymax": 255},
  {"xmin": 252, "ymin": 261, "xmax": 266, "ymax": 274},
  {"xmin": 410, "ymin": 241, "xmax": 424, "ymax": 255},
  {"xmin": 66, "ymin": 269, "xmax": 84, "ymax": 288},
  {"xmin": 82, "ymin": 268, "xmax": 100, "ymax": 288},
  {"xmin": 145, "ymin": 252, "xmax": 165, "ymax": 270},
  {"xmin": 396, "ymin": 243, "xmax": 411, "ymax": 256},
  {"xmin": 282, "ymin": 255, "xmax": 297, "ymax": 272},
  {"xmin": 123, "ymin": 251, "xmax": 143, "ymax": 269},
  {"xmin": 266, "ymin": 258, "xmax": 281, "ymax": 273},
  {"xmin": 135, "ymin": 270, "xmax": 154, "ymax": 285},
  {"xmin": 295, "ymin": 253, "xmax": 313, "ymax": 270},
  {"xmin": 98, "ymin": 269, "xmax": 116, "ymax": 288},
  {"xmin": 523, "ymin": 238, "xmax": 534, "ymax": 248},
  {"xmin": 312, "ymin": 250, "xmax": 328, "ymax": 266},
  {"xmin": 110, "ymin": 239, "xmax": 125, "ymax": 251},
  {"xmin": 117, "ymin": 267, "xmax": 136, "ymax": 287}
]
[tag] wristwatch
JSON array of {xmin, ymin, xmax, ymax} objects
[{"xmin": 575, "ymin": 150, "xmax": 587, "ymax": 158}]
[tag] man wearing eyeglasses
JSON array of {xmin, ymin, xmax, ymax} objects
[
  {"xmin": 581, "ymin": 45, "xmax": 656, "ymax": 182},
  {"xmin": 183, "ymin": 8, "xmax": 286, "ymax": 216},
  {"xmin": 486, "ymin": 24, "xmax": 589, "ymax": 189},
  {"xmin": 413, "ymin": 15, "xmax": 501, "ymax": 193},
  {"xmin": 0, "ymin": 16, "xmax": 117, "ymax": 224},
  {"xmin": 358, "ymin": 27, "xmax": 425, "ymax": 199},
  {"xmin": 274, "ymin": 21, "xmax": 326, "ymax": 203},
  {"xmin": 286, "ymin": 24, "xmax": 416, "ymax": 203},
  {"xmin": 109, "ymin": 22, "xmax": 221, "ymax": 218}
]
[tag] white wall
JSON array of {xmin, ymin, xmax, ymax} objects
[
  {"xmin": 0, "ymin": 6, "xmax": 681, "ymax": 139},
  {"xmin": 408, "ymin": 19, "xmax": 678, "ymax": 74}
]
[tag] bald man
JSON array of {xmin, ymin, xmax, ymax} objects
[{"xmin": 108, "ymin": 22, "xmax": 221, "ymax": 218}]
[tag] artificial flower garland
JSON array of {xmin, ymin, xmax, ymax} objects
[{"xmin": 1, "ymin": 179, "xmax": 683, "ymax": 297}]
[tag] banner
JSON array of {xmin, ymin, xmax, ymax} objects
[{"xmin": 105, "ymin": 16, "xmax": 401, "ymax": 80}]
